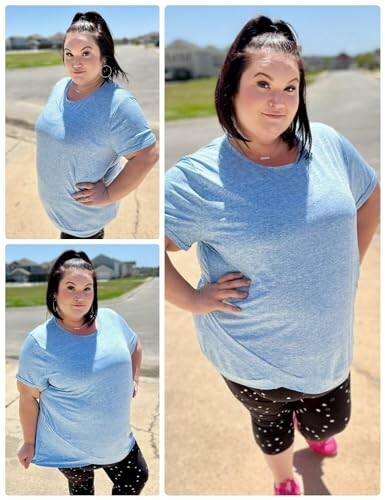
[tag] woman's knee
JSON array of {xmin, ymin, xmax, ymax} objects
[{"xmin": 297, "ymin": 412, "xmax": 351, "ymax": 441}]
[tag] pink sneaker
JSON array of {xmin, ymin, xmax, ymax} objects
[
  {"xmin": 274, "ymin": 478, "xmax": 301, "ymax": 495},
  {"xmin": 307, "ymin": 437, "xmax": 338, "ymax": 457}
]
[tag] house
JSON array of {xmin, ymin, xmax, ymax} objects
[
  {"xmin": 7, "ymin": 268, "xmax": 31, "ymax": 283},
  {"xmin": 92, "ymin": 254, "xmax": 135, "ymax": 278},
  {"xmin": 6, "ymin": 255, "xmax": 137, "ymax": 283},
  {"xmin": 6, "ymin": 258, "xmax": 49, "ymax": 283},
  {"xmin": 165, "ymin": 40, "xmax": 225, "ymax": 80},
  {"xmin": 95, "ymin": 264, "xmax": 116, "ymax": 281},
  {"xmin": 332, "ymin": 53, "xmax": 352, "ymax": 70}
]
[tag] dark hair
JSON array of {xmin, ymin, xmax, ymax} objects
[
  {"xmin": 64, "ymin": 11, "xmax": 128, "ymax": 81},
  {"xmin": 215, "ymin": 15, "xmax": 311, "ymax": 158},
  {"xmin": 46, "ymin": 250, "xmax": 98, "ymax": 326}
]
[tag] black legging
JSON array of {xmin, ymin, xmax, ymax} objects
[
  {"xmin": 58, "ymin": 442, "xmax": 148, "ymax": 495},
  {"xmin": 60, "ymin": 228, "xmax": 104, "ymax": 239},
  {"xmin": 224, "ymin": 375, "xmax": 351, "ymax": 455}
]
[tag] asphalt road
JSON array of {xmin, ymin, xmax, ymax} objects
[
  {"xmin": 5, "ymin": 45, "xmax": 159, "ymax": 123},
  {"xmin": 6, "ymin": 277, "xmax": 159, "ymax": 377},
  {"xmin": 165, "ymin": 69, "xmax": 380, "ymax": 172}
]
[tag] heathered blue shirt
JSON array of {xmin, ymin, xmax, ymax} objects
[
  {"xmin": 16, "ymin": 308, "xmax": 138, "ymax": 468},
  {"xmin": 165, "ymin": 123, "xmax": 378, "ymax": 394},
  {"xmin": 36, "ymin": 78, "xmax": 156, "ymax": 237}
]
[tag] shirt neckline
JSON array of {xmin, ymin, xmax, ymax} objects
[
  {"xmin": 224, "ymin": 135, "xmax": 303, "ymax": 171},
  {"xmin": 53, "ymin": 316, "xmax": 98, "ymax": 338},
  {"xmin": 64, "ymin": 78, "xmax": 106, "ymax": 104}
]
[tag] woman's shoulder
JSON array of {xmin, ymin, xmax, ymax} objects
[
  {"xmin": 52, "ymin": 77, "xmax": 71, "ymax": 92},
  {"xmin": 168, "ymin": 136, "xmax": 226, "ymax": 176},
  {"xmin": 101, "ymin": 80, "xmax": 134, "ymax": 102},
  {"xmin": 310, "ymin": 122, "xmax": 340, "ymax": 140},
  {"xmin": 23, "ymin": 318, "xmax": 53, "ymax": 350},
  {"xmin": 97, "ymin": 307, "xmax": 121, "ymax": 321}
]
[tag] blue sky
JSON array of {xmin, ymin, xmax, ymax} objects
[
  {"xmin": 5, "ymin": 5, "xmax": 159, "ymax": 38},
  {"xmin": 165, "ymin": 5, "xmax": 380, "ymax": 56},
  {"xmin": 6, "ymin": 244, "xmax": 159, "ymax": 267}
]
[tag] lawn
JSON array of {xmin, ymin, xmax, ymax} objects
[
  {"xmin": 165, "ymin": 77, "xmax": 216, "ymax": 120},
  {"xmin": 6, "ymin": 277, "xmax": 146, "ymax": 307},
  {"xmin": 6, "ymin": 50, "xmax": 62, "ymax": 69}
]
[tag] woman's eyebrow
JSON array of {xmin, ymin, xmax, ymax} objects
[
  {"xmin": 64, "ymin": 45, "xmax": 93, "ymax": 52},
  {"xmin": 253, "ymin": 72, "xmax": 299, "ymax": 83}
]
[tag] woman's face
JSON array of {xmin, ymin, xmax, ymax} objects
[
  {"xmin": 55, "ymin": 268, "xmax": 94, "ymax": 323},
  {"xmin": 63, "ymin": 31, "xmax": 104, "ymax": 86},
  {"xmin": 234, "ymin": 48, "xmax": 300, "ymax": 144}
]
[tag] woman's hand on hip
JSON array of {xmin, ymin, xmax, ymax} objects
[
  {"xmin": 72, "ymin": 181, "xmax": 111, "ymax": 206},
  {"xmin": 17, "ymin": 443, "xmax": 35, "ymax": 469},
  {"xmin": 192, "ymin": 272, "xmax": 250, "ymax": 314}
]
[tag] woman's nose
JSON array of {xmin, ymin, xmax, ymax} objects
[{"xmin": 270, "ymin": 91, "xmax": 284, "ymax": 106}]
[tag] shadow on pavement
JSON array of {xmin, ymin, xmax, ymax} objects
[{"xmin": 294, "ymin": 448, "xmax": 331, "ymax": 495}]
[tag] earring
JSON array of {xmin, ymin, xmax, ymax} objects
[
  {"xmin": 53, "ymin": 299, "xmax": 58, "ymax": 314},
  {"xmin": 101, "ymin": 64, "xmax": 112, "ymax": 79}
]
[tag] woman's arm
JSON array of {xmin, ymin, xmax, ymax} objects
[
  {"xmin": 357, "ymin": 183, "xmax": 380, "ymax": 263},
  {"xmin": 165, "ymin": 236, "xmax": 251, "ymax": 314},
  {"xmin": 17, "ymin": 381, "xmax": 41, "ymax": 469},
  {"xmin": 73, "ymin": 142, "xmax": 159, "ymax": 206},
  {"xmin": 131, "ymin": 340, "xmax": 143, "ymax": 398}
]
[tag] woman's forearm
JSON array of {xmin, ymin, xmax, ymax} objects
[
  {"xmin": 19, "ymin": 395, "xmax": 39, "ymax": 445},
  {"xmin": 165, "ymin": 251, "xmax": 198, "ymax": 312},
  {"xmin": 131, "ymin": 341, "xmax": 142, "ymax": 383},
  {"xmin": 357, "ymin": 184, "xmax": 380, "ymax": 263},
  {"xmin": 107, "ymin": 143, "xmax": 158, "ymax": 203}
]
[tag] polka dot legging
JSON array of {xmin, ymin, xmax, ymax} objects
[
  {"xmin": 58, "ymin": 442, "xmax": 148, "ymax": 495},
  {"xmin": 223, "ymin": 375, "xmax": 351, "ymax": 455}
]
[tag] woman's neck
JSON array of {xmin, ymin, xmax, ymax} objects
[
  {"xmin": 69, "ymin": 77, "xmax": 104, "ymax": 100},
  {"xmin": 57, "ymin": 317, "xmax": 95, "ymax": 335},
  {"xmin": 231, "ymin": 136, "xmax": 297, "ymax": 167}
]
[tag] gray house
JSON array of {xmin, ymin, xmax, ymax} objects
[
  {"xmin": 6, "ymin": 255, "xmax": 137, "ymax": 283},
  {"xmin": 166, "ymin": 40, "xmax": 225, "ymax": 80},
  {"xmin": 6, "ymin": 259, "xmax": 49, "ymax": 283}
]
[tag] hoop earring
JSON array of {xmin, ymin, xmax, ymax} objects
[{"xmin": 101, "ymin": 64, "xmax": 112, "ymax": 79}]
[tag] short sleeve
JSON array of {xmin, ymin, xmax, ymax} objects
[
  {"xmin": 338, "ymin": 132, "xmax": 378, "ymax": 209},
  {"xmin": 165, "ymin": 159, "xmax": 203, "ymax": 250},
  {"xmin": 16, "ymin": 335, "xmax": 49, "ymax": 390},
  {"xmin": 117, "ymin": 314, "xmax": 138, "ymax": 354},
  {"xmin": 110, "ymin": 95, "xmax": 156, "ymax": 157}
]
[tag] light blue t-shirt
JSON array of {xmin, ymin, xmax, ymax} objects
[
  {"xmin": 36, "ymin": 78, "xmax": 156, "ymax": 237},
  {"xmin": 16, "ymin": 308, "xmax": 138, "ymax": 468},
  {"xmin": 165, "ymin": 123, "xmax": 378, "ymax": 394}
]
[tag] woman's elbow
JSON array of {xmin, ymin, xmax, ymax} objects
[{"xmin": 143, "ymin": 142, "xmax": 159, "ymax": 168}]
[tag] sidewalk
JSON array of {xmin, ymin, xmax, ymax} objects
[
  {"xmin": 165, "ymin": 236, "xmax": 380, "ymax": 495},
  {"xmin": 5, "ymin": 358, "xmax": 159, "ymax": 495},
  {"xmin": 6, "ymin": 114, "xmax": 159, "ymax": 239}
]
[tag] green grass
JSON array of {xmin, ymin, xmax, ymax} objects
[
  {"xmin": 165, "ymin": 71, "xmax": 322, "ymax": 121},
  {"xmin": 6, "ymin": 277, "xmax": 146, "ymax": 308},
  {"xmin": 6, "ymin": 50, "xmax": 63, "ymax": 69},
  {"xmin": 166, "ymin": 77, "xmax": 216, "ymax": 120}
]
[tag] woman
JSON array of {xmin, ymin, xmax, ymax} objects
[
  {"xmin": 17, "ymin": 250, "xmax": 148, "ymax": 495},
  {"xmin": 165, "ymin": 16, "xmax": 380, "ymax": 495},
  {"xmin": 36, "ymin": 11, "xmax": 158, "ymax": 239}
]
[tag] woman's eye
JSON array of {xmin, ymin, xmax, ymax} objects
[
  {"xmin": 82, "ymin": 51, "xmax": 90, "ymax": 57},
  {"xmin": 257, "ymin": 81, "xmax": 270, "ymax": 89},
  {"xmin": 64, "ymin": 52, "xmax": 72, "ymax": 58},
  {"xmin": 84, "ymin": 287, "xmax": 92, "ymax": 292},
  {"xmin": 285, "ymin": 85, "xmax": 296, "ymax": 93}
]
